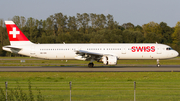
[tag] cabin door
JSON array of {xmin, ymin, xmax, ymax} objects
[
  {"xmin": 156, "ymin": 46, "xmax": 162, "ymax": 54},
  {"xmin": 30, "ymin": 45, "xmax": 36, "ymax": 57},
  {"xmin": 121, "ymin": 47, "xmax": 126, "ymax": 54}
]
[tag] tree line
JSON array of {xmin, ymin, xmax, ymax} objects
[{"xmin": 0, "ymin": 12, "xmax": 180, "ymax": 56}]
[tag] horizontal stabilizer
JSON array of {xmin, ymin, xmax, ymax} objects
[{"xmin": 3, "ymin": 46, "xmax": 22, "ymax": 50}]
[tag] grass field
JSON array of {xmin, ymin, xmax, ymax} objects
[
  {"xmin": 0, "ymin": 57, "xmax": 180, "ymax": 100},
  {"xmin": 0, "ymin": 57, "xmax": 180, "ymax": 66},
  {"xmin": 0, "ymin": 72, "xmax": 180, "ymax": 100}
]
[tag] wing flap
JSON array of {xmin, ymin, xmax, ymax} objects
[
  {"xmin": 76, "ymin": 50, "xmax": 103, "ymax": 56},
  {"xmin": 75, "ymin": 49, "xmax": 115, "ymax": 61}
]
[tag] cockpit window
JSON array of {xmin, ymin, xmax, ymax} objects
[{"xmin": 166, "ymin": 47, "xmax": 173, "ymax": 50}]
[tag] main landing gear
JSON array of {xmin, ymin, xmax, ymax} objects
[
  {"xmin": 88, "ymin": 62, "xmax": 94, "ymax": 68},
  {"xmin": 157, "ymin": 59, "xmax": 161, "ymax": 67}
]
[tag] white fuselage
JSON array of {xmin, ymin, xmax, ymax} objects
[
  {"xmin": 4, "ymin": 20, "xmax": 179, "ymax": 67},
  {"xmin": 3, "ymin": 43, "xmax": 179, "ymax": 60}
]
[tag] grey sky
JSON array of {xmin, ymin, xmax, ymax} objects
[{"xmin": 1, "ymin": 0, "xmax": 180, "ymax": 27}]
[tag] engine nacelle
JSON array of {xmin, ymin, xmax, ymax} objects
[{"xmin": 100, "ymin": 56, "xmax": 117, "ymax": 65}]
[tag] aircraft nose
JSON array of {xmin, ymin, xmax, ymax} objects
[{"xmin": 174, "ymin": 50, "xmax": 179, "ymax": 57}]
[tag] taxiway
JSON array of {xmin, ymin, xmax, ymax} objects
[{"xmin": 0, "ymin": 65, "xmax": 180, "ymax": 72}]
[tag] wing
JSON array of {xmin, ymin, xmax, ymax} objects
[{"xmin": 75, "ymin": 49, "xmax": 114, "ymax": 61}]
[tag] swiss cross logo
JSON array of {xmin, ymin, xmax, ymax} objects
[{"xmin": 9, "ymin": 27, "xmax": 20, "ymax": 38}]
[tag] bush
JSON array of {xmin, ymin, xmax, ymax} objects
[{"xmin": 0, "ymin": 81, "xmax": 44, "ymax": 101}]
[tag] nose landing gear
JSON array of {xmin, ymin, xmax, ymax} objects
[{"xmin": 157, "ymin": 59, "xmax": 161, "ymax": 67}]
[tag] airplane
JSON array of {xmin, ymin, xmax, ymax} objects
[{"xmin": 2, "ymin": 21, "xmax": 179, "ymax": 67}]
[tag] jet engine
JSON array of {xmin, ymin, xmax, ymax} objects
[{"xmin": 99, "ymin": 56, "xmax": 117, "ymax": 65}]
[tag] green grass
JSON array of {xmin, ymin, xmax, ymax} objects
[
  {"xmin": 0, "ymin": 57, "xmax": 180, "ymax": 66},
  {"xmin": 0, "ymin": 57, "xmax": 180, "ymax": 100},
  {"xmin": 0, "ymin": 72, "xmax": 180, "ymax": 100}
]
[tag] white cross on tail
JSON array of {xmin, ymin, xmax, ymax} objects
[{"xmin": 9, "ymin": 27, "xmax": 20, "ymax": 38}]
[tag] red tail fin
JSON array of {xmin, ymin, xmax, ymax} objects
[
  {"xmin": 5, "ymin": 21, "xmax": 32, "ymax": 45},
  {"xmin": 5, "ymin": 21, "xmax": 29, "ymax": 41}
]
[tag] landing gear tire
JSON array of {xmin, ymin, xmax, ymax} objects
[
  {"xmin": 157, "ymin": 64, "xmax": 161, "ymax": 67},
  {"xmin": 88, "ymin": 63, "xmax": 94, "ymax": 68}
]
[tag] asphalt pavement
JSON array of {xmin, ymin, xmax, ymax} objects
[{"xmin": 0, "ymin": 65, "xmax": 180, "ymax": 72}]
